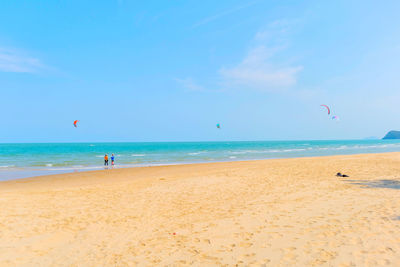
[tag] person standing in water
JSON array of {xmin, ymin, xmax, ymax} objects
[
  {"xmin": 104, "ymin": 154, "xmax": 109, "ymax": 166},
  {"xmin": 111, "ymin": 154, "xmax": 115, "ymax": 167}
]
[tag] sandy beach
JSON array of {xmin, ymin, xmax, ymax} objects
[{"xmin": 1, "ymin": 153, "xmax": 400, "ymax": 266}]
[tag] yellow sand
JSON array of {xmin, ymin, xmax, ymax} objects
[{"xmin": 1, "ymin": 153, "xmax": 400, "ymax": 266}]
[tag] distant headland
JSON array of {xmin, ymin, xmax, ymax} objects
[{"xmin": 382, "ymin": 131, "xmax": 400, "ymax": 139}]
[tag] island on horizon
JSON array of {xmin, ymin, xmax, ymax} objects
[{"xmin": 382, "ymin": 130, "xmax": 400, "ymax": 139}]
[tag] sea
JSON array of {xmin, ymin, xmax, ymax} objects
[{"xmin": 1, "ymin": 140, "xmax": 400, "ymax": 181}]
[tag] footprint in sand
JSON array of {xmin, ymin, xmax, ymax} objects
[
  {"xmin": 239, "ymin": 242, "xmax": 253, "ymax": 248},
  {"xmin": 203, "ymin": 239, "xmax": 211, "ymax": 244}
]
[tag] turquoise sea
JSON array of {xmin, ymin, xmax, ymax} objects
[{"xmin": 1, "ymin": 140, "xmax": 400, "ymax": 180}]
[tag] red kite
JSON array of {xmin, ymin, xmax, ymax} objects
[{"xmin": 320, "ymin": 105, "xmax": 330, "ymax": 115}]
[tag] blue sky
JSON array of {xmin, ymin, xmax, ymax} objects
[{"xmin": 1, "ymin": 0, "xmax": 400, "ymax": 142}]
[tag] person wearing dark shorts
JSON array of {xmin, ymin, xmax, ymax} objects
[{"xmin": 104, "ymin": 154, "xmax": 109, "ymax": 166}]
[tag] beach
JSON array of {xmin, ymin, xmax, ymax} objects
[{"xmin": 1, "ymin": 152, "xmax": 400, "ymax": 266}]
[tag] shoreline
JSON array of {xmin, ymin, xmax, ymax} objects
[
  {"xmin": 1, "ymin": 152, "xmax": 400, "ymax": 265},
  {"xmin": 3, "ymin": 139, "xmax": 400, "ymax": 182},
  {"xmin": 2, "ymin": 150, "xmax": 400, "ymax": 182}
]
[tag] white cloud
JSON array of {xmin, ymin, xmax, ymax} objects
[
  {"xmin": 219, "ymin": 45, "xmax": 303, "ymax": 91},
  {"xmin": 180, "ymin": 18, "xmax": 303, "ymax": 92},
  {"xmin": 0, "ymin": 47, "xmax": 44, "ymax": 73},
  {"xmin": 255, "ymin": 20, "xmax": 290, "ymax": 42},
  {"xmin": 218, "ymin": 19, "xmax": 303, "ymax": 91},
  {"xmin": 192, "ymin": 1, "xmax": 259, "ymax": 28},
  {"xmin": 175, "ymin": 77, "xmax": 206, "ymax": 92}
]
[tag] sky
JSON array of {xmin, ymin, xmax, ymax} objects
[{"xmin": 1, "ymin": 0, "xmax": 400, "ymax": 142}]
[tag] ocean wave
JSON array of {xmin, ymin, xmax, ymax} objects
[
  {"xmin": 43, "ymin": 166, "xmax": 105, "ymax": 171},
  {"xmin": 230, "ymin": 148, "xmax": 307, "ymax": 154},
  {"xmin": 311, "ymin": 144, "xmax": 400, "ymax": 151},
  {"xmin": 282, "ymin": 148, "xmax": 307, "ymax": 152},
  {"xmin": 230, "ymin": 150, "xmax": 275, "ymax": 154},
  {"xmin": 230, "ymin": 151, "xmax": 248, "ymax": 155},
  {"xmin": 187, "ymin": 151, "xmax": 208, "ymax": 155},
  {"xmin": 0, "ymin": 165, "xmax": 15, "ymax": 168},
  {"xmin": 131, "ymin": 154, "xmax": 145, "ymax": 157}
]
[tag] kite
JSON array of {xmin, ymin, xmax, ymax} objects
[
  {"xmin": 73, "ymin": 120, "xmax": 79, "ymax": 128},
  {"xmin": 320, "ymin": 105, "xmax": 330, "ymax": 115},
  {"xmin": 332, "ymin": 116, "xmax": 339, "ymax": 121},
  {"xmin": 216, "ymin": 123, "xmax": 221, "ymax": 129}
]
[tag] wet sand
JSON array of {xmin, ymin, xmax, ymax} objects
[{"xmin": 1, "ymin": 153, "xmax": 400, "ymax": 266}]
